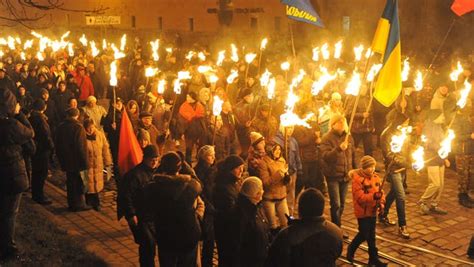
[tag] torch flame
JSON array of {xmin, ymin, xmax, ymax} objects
[
  {"xmin": 412, "ymin": 146, "xmax": 425, "ymax": 171},
  {"xmin": 109, "ymin": 61, "xmax": 118, "ymax": 87},
  {"xmin": 245, "ymin": 53, "xmax": 257, "ymax": 64},
  {"xmin": 267, "ymin": 78, "xmax": 276, "ymax": 100},
  {"xmin": 390, "ymin": 126, "xmax": 413, "ymax": 153},
  {"xmin": 150, "ymin": 39, "xmax": 160, "ymax": 61},
  {"xmin": 157, "ymin": 79, "xmax": 166, "ymax": 94},
  {"xmin": 36, "ymin": 51, "xmax": 44, "ymax": 61},
  {"xmin": 23, "ymin": 39, "xmax": 33, "ymax": 50},
  {"xmin": 230, "ymin": 44, "xmax": 239, "ymax": 62},
  {"xmin": 414, "ymin": 71, "xmax": 423, "ymax": 91},
  {"xmin": 90, "ymin": 41, "xmax": 100, "ymax": 57},
  {"xmin": 197, "ymin": 65, "xmax": 213, "ymax": 73},
  {"xmin": 281, "ymin": 61, "xmax": 290, "ymax": 71},
  {"xmin": 213, "ymin": 95, "xmax": 224, "ymax": 116},
  {"xmin": 450, "ymin": 61, "xmax": 464, "ymax": 82},
  {"xmin": 260, "ymin": 69, "xmax": 272, "ymax": 87},
  {"xmin": 312, "ymin": 47, "xmax": 320, "ymax": 62},
  {"xmin": 280, "ymin": 70, "xmax": 313, "ymax": 127},
  {"xmin": 334, "ymin": 40, "xmax": 343, "ymax": 59},
  {"xmin": 186, "ymin": 51, "xmax": 196, "ymax": 60},
  {"xmin": 7, "ymin": 36, "xmax": 15, "ymax": 50},
  {"xmin": 216, "ymin": 50, "xmax": 225, "ymax": 66},
  {"xmin": 102, "ymin": 39, "xmax": 107, "ymax": 50},
  {"xmin": 120, "ymin": 34, "xmax": 127, "ymax": 51},
  {"xmin": 173, "ymin": 71, "xmax": 192, "ymax": 94},
  {"xmin": 456, "ymin": 79, "xmax": 472, "ymax": 109},
  {"xmin": 209, "ymin": 74, "xmax": 219, "ymax": 84},
  {"xmin": 166, "ymin": 47, "xmax": 172, "ymax": 53},
  {"xmin": 365, "ymin": 48, "xmax": 373, "ymax": 59},
  {"xmin": 79, "ymin": 34, "xmax": 87, "ymax": 47},
  {"xmin": 401, "ymin": 58, "xmax": 410, "ymax": 82},
  {"xmin": 68, "ymin": 43, "xmax": 74, "ymax": 57},
  {"xmin": 260, "ymin": 38, "xmax": 268, "ymax": 50},
  {"xmin": 145, "ymin": 67, "xmax": 157, "ymax": 77},
  {"xmin": 321, "ymin": 43, "xmax": 330, "ymax": 60},
  {"xmin": 438, "ymin": 129, "xmax": 455, "ymax": 159},
  {"xmin": 198, "ymin": 52, "xmax": 206, "ymax": 61},
  {"xmin": 345, "ymin": 71, "xmax": 362, "ymax": 96},
  {"xmin": 367, "ymin": 64, "xmax": 383, "ymax": 82},
  {"xmin": 111, "ymin": 44, "xmax": 125, "ymax": 59},
  {"xmin": 227, "ymin": 69, "xmax": 239, "ymax": 84},
  {"xmin": 311, "ymin": 66, "xmax": 337, "ymax": 95},
  {"xmin": 20, "ymin": 52, "xmax": 26, "ymax": 61},
  {"xmin": 354, "ymin": 44, "xmax": 364, "ymax": 61}
]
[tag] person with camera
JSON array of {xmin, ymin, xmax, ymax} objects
[
  {"xmin": 346, "ymin": 156, "xmax": 387, "ymax": 266},
  {"xmin": 257, "ymin": 142, "xmax": 291, "ymax": 236}
]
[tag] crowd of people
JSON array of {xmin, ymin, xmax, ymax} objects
[{"xmin": 0, "ymin": 33, "xmax": 474, "ymax": 266}]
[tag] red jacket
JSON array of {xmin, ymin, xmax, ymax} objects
[
  {"xmin": 74, "ymin": 74, "xmax": 95, "ymax": 101},
  {"xmin": 179, "ymin": 101, "xmax": 205, "ymax": 122},
  {"xmin": 350, "ymin": 169, "xmax": 385, "ymax": 219}
]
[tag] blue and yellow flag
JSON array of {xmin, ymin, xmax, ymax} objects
[
  {"xmin": 281, "ymin": 0, "xmax": 324, "ymax": 27},
  {"xmin": 372, "ymin": 0, "xmax": 401, "ymax": 107}
]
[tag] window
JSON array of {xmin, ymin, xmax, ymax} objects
[
  {"xmin": 158, "ymin": 17, "xmax": 163, "ymax": 31},
  {"xmin": 250, "ymin": 17, "xmax": 258, "ymax": 29},
  {"xmin": 274, "ymin": 16, "xmax": 281, "ymax": 32},
  {"xmin": 189, "ymin": 18, "xmax": 194, "ymax": 32},
  {"xmin": 131, "ymin": 15, "xmax": 136, "ymax": 28}
]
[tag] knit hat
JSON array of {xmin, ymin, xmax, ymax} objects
[
  {"xmin": 143, "ymin": 145, "xmax": 159, "ymax": 158},
  {"xmin": 139, "ymin": 111, "xmax": 153, "ymax": 118},
  {"xmin": 223, "ymin": 155, "xmax": 245, "ymax": 171},
  {"xmin": 298, "ymin": 188, "xmax": 325, "ymax": 218},
  {"xmin": 240, "ymin": 176, "xmax": 263, "ymax": 199},
  {"xmin": 249, "ymin": 131, "xmax": 265, "ymax": 147},
  {"xmin": 66, "ymin": 108, "xmax": 80, "ymax": 118},
  {"xmin": 360, "ymin": 155, "xmax": 376, "ymax": 169},
  {"xmin": 157, "ymin": 152, "xmax": 182, "ymax": 174},
  {"xmin": 197, "ymin": 145, "xmax": 215, "ymax": 160},
  {"xmin": 329, "ymin": 114, "xmax": 345, "ymax": 127},
  {"xmin": 86, "ymin": 95, "xmax": 97, "ymax": 104},
  {"xmin": 32, "ymin": 99, "xmax": 47, "ymax": 111}
]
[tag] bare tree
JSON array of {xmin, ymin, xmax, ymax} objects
[{"xmin": 0, "ymin": 0, "xmax": 109, "ymax": 29}]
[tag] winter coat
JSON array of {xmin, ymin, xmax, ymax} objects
[
  {"xmin": 51, "ymin": 89, "xmax": 74, "ymax": 121},
  {"xmin": 248, "ymin": 144, "xmax": 266, "ymax": 177},
  {"xmin": 452, "ymin": 111, "xmax": 474, "ymax": 155},
  {"xmin": 0, "ymin": 76, "xmax": 16, "ymax": 93},
  {"xmin": 178, "ymin": 101, "xmax": 206, "ymax": 140},
  {"xmin": 85, "ymin": 131, "xmax": 113, "ymax": 193},
  {"xmin": 55, "ymin": 118, "xmax": 88, "ymax": 172},
  {"xmin": 0, "ymin": 112, "xmax": 35, "ymax": 194},
  {"xmin": 83, "ymin": 105, "xmax": 107, "ymax": 131},
  {"xmin": 347, "ymin": 96, "xmax": 374, "ymax": 134},
  {"xmin": 221, "ymin": 111, "xmax": 238, "ymax": 143},
  {"xmin": 44, "ymin": 99, "xmax": 60, "ymax": 131},
  {"xmin": 138, "ymin": 121, "xmax": 162, "ymax": 149},
  {"xmin": 194, "ymin": 160, "xmax": 216, "ymax": 210},
  {"xmin": 29, "ymin": 111, "xmax": 54, "ymax": 155},
  {"xmin": 293, "ymin": 125, "xmax": 320, "ymax": 162},
  {"xmin": 350, "ymin": 169, "xmax": 385, "ymax": 219},
  {"xmin": 103, "ymin": 107, "xmax": 123, "ymax": 164},
  {"xmin": 273, "ymin": 132, "xmax": 303, "ymax": 176},
  {"xmin": 265, "ymin": 216, "xmax": 343, "ymax": 267},
  {"xmin": 144, "ymin": 174, "xmax": 203, "ymax": 252},
  {"xmin": 230, "ymin": 194, "xmax": 270, "ymax": 267},
  {"xmin": 17, "ymin": 93, "xmax": 33, "ymax": 115},
  {"xmin": 258, "ymin": 155, "xmax": 288, "ymax": 200},
  {"xmin": 380, "ymin": 124, "xmax": 409, "ymax": 174},
  {"xmin": 320, "ymin": 129, "xmax": 356, "ymax": 181},
  {"xmin": 74, "ymin": 74, "xmax": 95, "ymax": 101},
  {"xmin": 117, "ymin": 162, "xmax": 155, "ymax": 220},
  {"xmin": 251, "ymin": 114, "xmax": 279, "ymax": 140}
]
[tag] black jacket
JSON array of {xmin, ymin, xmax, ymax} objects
[
  {"xmin": 117, "ymin": 162, "xmax": 155, "ymax": 220},
  {"xmin": 320, "ymin": 130, "xmax": 356, "ymax": 181},
  {"xmin": 29, "ymin": 111, "xmax": 54, "ymax": 155},
  {"xmin": 52, "ymin": 89, "xmax": 74, "ymax": 121},
  {"xmin": 55, "ymin": 118, "xmax": 88, "ymax": 172},
  {"xmin": 0, "ymin": 112, "xmax": 35, "ymax": 194},
  {"xmin": 265, "ymin": 217, "xmax": 343, "ymax": 267}
]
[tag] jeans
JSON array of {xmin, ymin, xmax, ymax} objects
[
  {"xmin": 262, "ymin": 198, "xmax": 289, "ymax": 229},
  {"xmin": 327, "ymin": 179, "xmax": 349, "ymax": 226},
  {"xmin": 297, "ymin": 161, "xmax": 325, "ymax": 195},
  {"xmin": 286, "ymin": 173, "xmax": 297, "ymax": 216},
  {"xmin": 420, "ymin": 166, "xmax": 445, "ymax": 206},
  {"xmin": 130, "ymin": 221, "xmax": 157, "ymax": 267},
  {"xmin": 0, "ymin": 193, "xmax": 22, "ymax": 255},
  {"xmin": 348, "ymin": 217, "xmax": 379, "ymax": 262},
  {"xmin": 158, "ymin": 246, "xmax": 197, "ymax": 267},
  {"xmin": 353, "ymin": 132, "xmax": 373, "ymax": 156},
  {"xmin": 384, "ymin": 172, "xmax": 407, "ymax": 226}
]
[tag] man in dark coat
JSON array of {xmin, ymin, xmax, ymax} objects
[
  {"xmin": 55, "ymin": 108, "xmax": 90, "ymax": 211},
  {"xmin": 117, "ymin": 145, "xmax": 159, "ymax": 267},
  {"xmin": 51, "ymin": 81, "xmax": 74, "ymax": 122},
  {"xmin": 146, "ymin": 152, "xmax": 204, "ymax": 267},
  {"xmin": 29, "ymin": 99, "xmax": 54, "ymax": 205},
  {"xmin": 265, "ymin": 188, "xmax": 343, "ymax": 267},
  {"xmin": 320, "ymin": 114, "xmax": 356, "ymax": 231},
  {"xmin": 231, "ymin": 177, "xmax": 270, "ymax": 267},
  {"xmin": 0, "ymin": 88, "xmax": 34, "ymax": 261},
  {"xmin": 0, "ymin": 68, "xmax": 16, "ymax": 93},
  {"xmin": 102, "ymin": 98, "xmax": 124, "ymax": 179}
]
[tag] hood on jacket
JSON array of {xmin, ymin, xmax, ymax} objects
[{"xmin": 0, "ymin": 88, "xmax": 17, "ymax": 116}]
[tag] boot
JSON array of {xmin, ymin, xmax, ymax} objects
[
  {"xmin": 459, "ymin": 193, "xmax": 474, "ymax": 208},
  {"xmin": 346, "ymin": 243, "xmax": 356, "ymax": 263},
  {"xmin": 399, "ymin": 226, "xmax": 410, "ymax": 239},
  {"xmin": 368, "ymin": 248, "xmax": 387, "ymax": 267},
  {"xmin": 378, "ymin": 216, "xmax": 396, "ymax": 226}
]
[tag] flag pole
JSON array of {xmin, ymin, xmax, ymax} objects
[
  {"xmin": 426, "ymin": 18, "xmax": 457, "ymax": 74},
  {"xmin": 288, "ymin": 21, "xmax": 297, "ymax": 72}
]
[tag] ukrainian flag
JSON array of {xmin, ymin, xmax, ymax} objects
[{"xmin": 372, "ymin": 0, "xmax": 401, "ymax": 107}]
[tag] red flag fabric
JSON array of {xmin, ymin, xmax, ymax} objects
[
  {"xmin": 451, "ymin": 0, "xmax": 474, "ymax": 16},
  {"xmin": 118, "ymin": 110, "xmax": 143, "ymax": 176}
]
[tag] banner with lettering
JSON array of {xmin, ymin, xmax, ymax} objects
[{"xmin": 281, "ymin": 0, "xmax": 324, "ymax": 27}]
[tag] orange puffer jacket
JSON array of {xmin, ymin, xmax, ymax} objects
[{"xmin": 350, "ymin": 169, "xmax": 385, "ymax": 219}]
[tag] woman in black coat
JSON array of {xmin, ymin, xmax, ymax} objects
[
  {"xmin": 102, "ymin": 98, "xmax": 124, "ymax": 179},
  {"xmin": 212, "ymin": 155, "xmax": 245, "ymax": 267}
]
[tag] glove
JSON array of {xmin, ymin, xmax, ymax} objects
[{"xmin": 373, "ymin": 191, "xmax": 383, "ymax": 200}]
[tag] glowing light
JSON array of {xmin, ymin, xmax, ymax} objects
[
  {"xmin": 414, "ymin": 71, "xmax": 423, "ymax": 91},
  {"xmin": 226, "ymin": 69, "xmax": 239, "ymax": 84},
  {"xmin": 198, "ymin": 52, "xmax": 206, "ymax": 61},
  {"xmin": 230, "ymin": 44, "xmax": 239, "ymax": 62},
  {"xmin": 260, "ymin": 38, "xmax": 268, "ymax": 50},
  {"xmin": 90, "ymin": 41, "xmax": 100, "ymax": 57},
  {"xmin": 312, "ymin": 47, "xmax": 320, "ymax": 62},
  {"xmin": 36, "ymin": 51, "xmax": 44, "ymax": 61},
  {"xmin": 311, "ymin": 66, "xmax": 337, "ymax": 95},
  {"xmin": 260, "ymin": 69, "xmax": 272, "ymax": 87},
  {"xmin": 450, "ymin": 61, "xmax": 464, "ymax": 82},
  {"xmin": 23, "ymin": 40, "xmax": 33, "ymax": 50},
  {"xmin": 109, "ymin": 61, "xmax": 118, "ymax": 87},
  {"xmin": 111, "ymin": 44, "xmax": 125, "ymax": 59},
  {"xmin": 120, "ymin": 34, "xmax": 127, "ymax": 51},
  {"xmin": 334, "ymin": 40, "xmax": 343, "ymax": 59},
  {"xmin": 79, "ymin": 34, "xmax": 87, "ymax": 46},
  {"xmin": 102, "ymin": 39, "xmax": 107, "ymax": 50},
  {"xmin": 365, "ymin": 47, "xmax": 373, "ymax": 59},
  {"xmin": 438, "ymin": 129, "xmax": 455, "ymax": 159},
  {"xmin": 390, "ymin": 126, "xmax": 413, "ymax": 153},
  {"xmin": 20, "ymin": 52, "xmax": 26, "ymax": 61},
  {"xmin": 166, "ymin": 47, "xmax": 172, "ymax": 53},
  {"xmin": 345, "ymin": 71, "xmax": 362, "ymax": 96},
  {"xmin": 209, "ymin": 74, "xmax": 219, "ymax": 84},
  {"xmin": 145, "ymin": 67, "xmax": 158, "ymax": 77},
  {"xmin": 216, "ymin": 50, "xmax": 225, "ymax": 66},
  {"xmin": 157, "ymin": 79, "xmax": 166, "ymax": 94},
  {"xmin": 7, "ymin": 36, "xmax": 15, "ymax": 50},
  {"xmin": 267, "ymin": 78, "xmax": 276, "ymax": 100},
  {"xmin": 150, "ymin": 39, "xmax": 160, "ymax": 61},
  {"xmin": 281, "ymin": 61, "xmax": 290, "ymax": 71},
  {"xmin": 185, "ymin": 51, "xmax": 196, "ymax": 60},
  {"xmin": 213, "ymin": 95, "xmax": 224, "ymax": 116},
  {"xmin": 197, "ymin": 65, "xmax": 213, "ymax": 73},
  {"xmin": 68, "ymin": 43, "xmax": 74, "ymax": 57},
  {"xmin": 367, "ymin": 64, "xmax": 383, "ymax": 82},
  {"xmin": 412, "ymin": 146, "xmax": 425, "ymax": 171},
  {"xmin": 354, "ymin": 44, "xmax": 364, "ymax": 61},
  {"xmin": 321, "ymin": 43, "xmax": 330, "ymax": 60},
  {"xmin": 456, "ymin": 79, "xmax": 472, "ymax": 109},
  {"xmin": 245, "ymin": 53, "xmax": 257, "ymax": 64},
  {"xmin": 401, "ymin": 58, "xmax": 410, "ymax": 82}
]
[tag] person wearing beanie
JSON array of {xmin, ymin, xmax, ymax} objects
[
  {"xmin": 16, "ymin": 85, "xmax": 33, "ymax": 115},
  {"xmin": 144, "ymin": 154, "xmax": 204, "ymax": 267},
  {"xmin": 228, "ymin": 176, "xmax": 269, "ymax": 266},
  {"xmin": 0, "ymin": 88, "xmax": 35, "ymax": 261},
  {"xmin": 83, "ymin": 94, "xmax": 107, "ymax": 132},
  {"xmin": 234, "ymin": 87, "xmax": 255, "ymax": 159},
  {"xmin": 379, "ymin": 112, "xmax": 411, "ymax": 238},
  {"xmin": 117, "ymin": 144, "xmax": 159, "ymax": 267},
  {"xmin": 29, "ymin": 98, "xmax": 54, "ymax": 205},
  {"xmin": 178, "ymin": 89, "xmax": 206, "ymax": 164},
  {"xmin": 213, "ymin": 155, "xmax": 245, "ymax": 266},
  {"xmin": 272, "ymin": 124, "xmax": 303, "ymax": 217},
  {"xmin": 194, "ymin": 145, "xmax": 216, "ymax": 267},
  {"xmin": 347, "ymin": 156, "xmax": 387, "ymax": 266},
  {"xmin": 319, "ymin": 93, "xmax": 345, "ymax": 135},
  {"xmin": 248, "ymin": 131, "xmax": 266, "ymax": 176},
  {"xmin": 258, "ymin": 142, "xmax": 290, "ymax": 235},
  {"xmin": 320, "ymin": 113, "xmax": 355, "ymax": 236},
  {"xmin": 138, "ymin": 110, "xmax": 164, "ymax": 154},
  {"xmin": 265, "ymin": 188, "xmax": 343, "ymax": 266}
]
